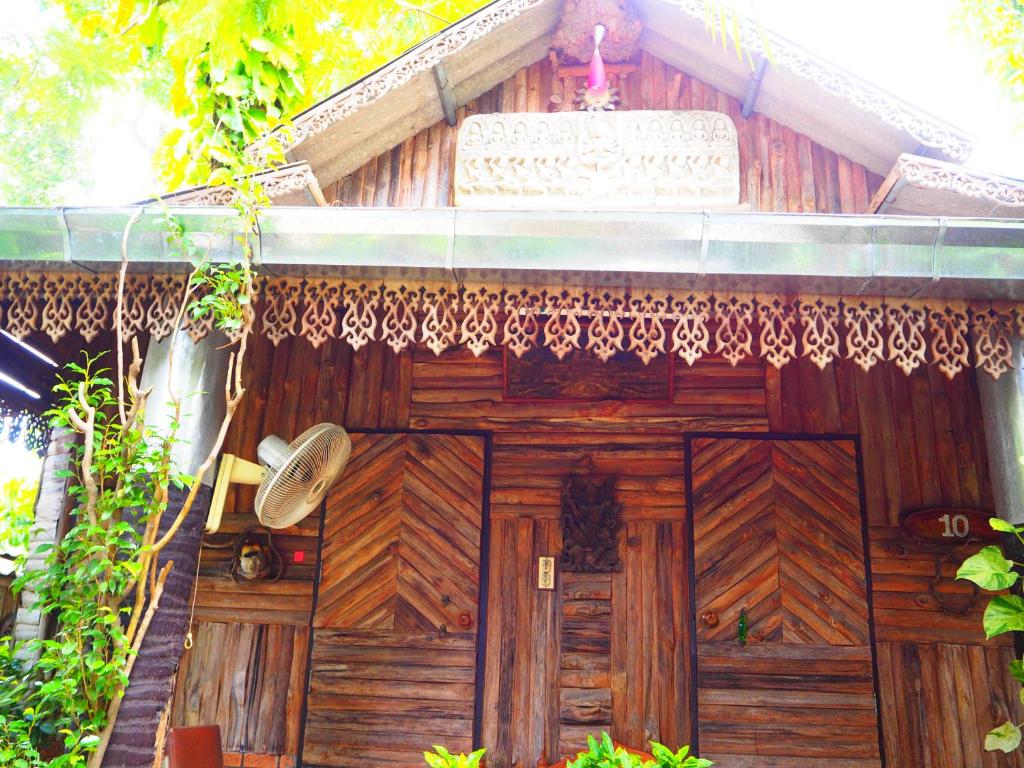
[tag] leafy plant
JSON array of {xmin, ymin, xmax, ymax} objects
[
  {"xmin": 569, "ymin": 733, "xmax": 637, "ymax": 768},
  {"xmin": 0, "ymin": 477, "xmax": 39, "ymax": 563},
  {"xmin": 957, "ymin": 517, "xmax": 1024, "ymax": 752},
  {"xmin": 647, "ymin": 742, "xmax": 712, "ymax": 768},
  {"xmin": 0, "ymin": 642, "xmax": 48, "ymax": 768},
  {"xmin": 566, "ymin": 733, "xmax": 711, "ymax": 768},
  {"xmin": 423, "ymin": 745, "xmax": 486, "ymax": 768}
]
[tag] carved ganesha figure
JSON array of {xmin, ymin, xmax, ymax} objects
[{"xmin": 560, "ymin": 476, "xmax": 623, "ymax": 573}]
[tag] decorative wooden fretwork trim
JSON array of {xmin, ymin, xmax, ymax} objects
[
  {"xmin": 3, "ymin": 271, "xmax": 1021, "ymax": 379},
  {"xmin": 263, "ymin": 0, "xmax": 549, "ymax": 154},
  {"xmin": 897, "ymin": 154, "xmax": 1024, "ymax": 208},
  {"xmin": 147, "ymin": 162, "xmax": 323, "ymax": 207}
]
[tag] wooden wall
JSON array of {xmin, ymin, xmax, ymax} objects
[
  {"xmin": 171, "ymin": 328, "xmax": 1022, "ymax": 768},
  {"xmin": 322, "ymin": 51, "xmax": 884, "ymax": 214},
  {"xmin": 170, "ymin": 337, "xmax": 413, "ymax": 761}
]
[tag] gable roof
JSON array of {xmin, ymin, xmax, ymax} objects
[
  {"xmin": 871, "ymin": 154, "xmax": 1024, "ymax": 219},
  {"xmin": 146, "ymin": 161, "xmax": 325, "ymax": 207},
  {"xmin": 278, "ymin": 0, "xmax": 972, "ymax": 187}
]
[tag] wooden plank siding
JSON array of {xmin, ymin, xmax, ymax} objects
[
  {"xmin": 172, "ymin": 331, "xmax": 1021, "ymax": 767},
  {"xmin": 690, "ymin": 437, "xmax": 880, "ymax": 767},
  {"xmin": 323, "ymin": 51, "xmax": 884, "ymax": 214},
  {"xmin": 170, "ymin": 621, "xmax": 309, "ymax": 756},
  {"xmin": 303, "ymin": 432, "xmax": 486, "ymax": 768}
]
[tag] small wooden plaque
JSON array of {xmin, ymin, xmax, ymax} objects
[
  {"xmin": 504, "ymin": 346, "xmax": 673, "ymax": 402},
  {"xmin": 900, "ymin": 507, "xmax": 1000, "ymax": 544}
]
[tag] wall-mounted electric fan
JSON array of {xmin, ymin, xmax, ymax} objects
[{"xmin": 206, "ymin": 423, "xmax": 352, "ymax": 532}]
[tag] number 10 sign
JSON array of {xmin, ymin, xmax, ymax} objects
[{"xmin": 899, "ymin": 507, "xmax": 1001, "ymax": 545}]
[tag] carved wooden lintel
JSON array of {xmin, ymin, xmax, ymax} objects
[{"xmin": 560, "ymin": 476, "xmax": 622, "ymax": 572}]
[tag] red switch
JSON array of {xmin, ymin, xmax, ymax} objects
[{"xmin": 293, "ymin": 550, "xmax": 305, "ymax": 564}]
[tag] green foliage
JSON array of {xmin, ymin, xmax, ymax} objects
[
  {"xmin": 0, "ymin": 353, "xmax": 182, "ymax": 764},
  {"xmin": 0, "ymin": 643, "xmax": 45, "ymax": 767},
  {"xmin": 957, "ymin": 0, "xmax": 1024, "ymax": 115},
  {"xmin": 737, "ymin": 607, "xmax": 748, "ymax": 646},
  {"xmin": 4, "ymin": 0, "xmax": 486, "ymax": 200},
  {"xmin": 0, "ymin": 478, "xmax": 39, "ymax": 562},
  {"xmin": 565, "ymin": 733, "xmax": 711, "ymax": 768},
  {"xmin": 986, "ymin": 720, "xmax": 1023, "ymax": 753},
  {"xmin": 0, "ymin": 3, "xmax": 137, "ymax": 206},
  {"xmin": 958, "ymin": 516, "xmax": 1024, "ymax": 752},
  {"xmin": 569, "ymin": 733, "xmax": 638, "ymax": 768},
  {"xmin": 982, "ymin": 594, "xmax": 1024, "ymax": 638},
  {"xmin": 0, "ymin": 211, "xmax": 255, "ymax": 765},
  {"xmin": 957, "ymin": 544, "xmax": 1019, "ymax": 591},
  {"xmin": 646, "ymin": 742, "xmax": 712, "ymax": 768},
  {"xmin": 423, "ymin": 745, "xmax": 486, "ymax": 768}
]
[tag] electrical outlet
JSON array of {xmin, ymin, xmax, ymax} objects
[{"xmin": 538, "ymin": 556, "xmax": 555, "ymax": 590}]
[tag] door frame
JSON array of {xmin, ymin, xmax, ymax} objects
[
  {"xmin": 296, "ymin": 428, "xmax": 494, "ymax": 765},
  {"xmin": 682, "ymin": 431, "xmax": 886, "ymax": 766}
]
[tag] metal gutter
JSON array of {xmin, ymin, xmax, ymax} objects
[{"xmin": 1, "ymin": 206, "xmax": 1023, "ymax": 300}]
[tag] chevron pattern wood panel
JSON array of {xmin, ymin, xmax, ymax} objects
[
  {"xmin": 314, "ymin": 432, "xmax": 485, "ymax": 632},
  {"xmin": 692, "ymin": 436, "xmax": 881, "ymax": 767},
  {"xmin": 692, "ymin": 437, "xmax": 868, "ymax": 646},
  {"xmin": 303, "ymin": 432, "xmax": 486, "ymax": 768}
]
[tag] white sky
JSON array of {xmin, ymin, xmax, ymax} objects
[{"xmin": 8, "ymin": 0, "xmax": 1024, "ymax": 203}]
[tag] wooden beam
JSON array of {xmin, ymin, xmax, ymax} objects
[
  {"xmin": 556, "ymin": 62, "xmax": 637, "ymax": 78},
  {"xmin": 433, "ymin": 63, "xmax": 458, "ymax": 127},
  {"xmin": 741, "ymin": 56, "xmax": 768, "ymax": 118}
]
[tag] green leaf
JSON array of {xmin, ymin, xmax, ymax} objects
[
  {"xmin": 1011, "ymin": 658, "xmax": 1024, "ymax": 684},
  {"xmin": 957, "ymin": 546, "xmax": 1019, "ymax": 590},
  {"xmin": 984, "ymin": 594, "xmax": 1024, "ymax": 638},
  {"xmin": 986, "ymin": 720, "xmax": 1022, "ymax": 752},
  {"xmin": 990, "ymin": 517, "xmax": 1022, "ymax": 533}
]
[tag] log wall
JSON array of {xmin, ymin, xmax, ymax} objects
[
  {"xmin": 170, "ymin": 331, "xmax": 1023, "ymax": 768},
  {"xmin": 323, "ymin": 51, "xmax": 884, "ymax": 214}
]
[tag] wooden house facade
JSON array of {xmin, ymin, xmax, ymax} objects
[{"xmin": 3, "ymin": 1, "xmax": 1024, "ymax": 767}]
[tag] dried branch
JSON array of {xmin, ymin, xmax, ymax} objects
[{"xmin": 116, "ymin": 209, "xmax": 143, "ymax": 426}]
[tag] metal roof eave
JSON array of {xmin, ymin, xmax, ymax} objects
[{"xmin": 1, "ymin": 206, "xmax": 1023, "ymax": 300}]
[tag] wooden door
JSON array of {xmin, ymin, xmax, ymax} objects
[
  {"xmin": 302, "ymin": 432, "xmax": 486, "ymax": 768},
  {"xmin": 690, "ymin": 436, "xmax": 882, "ymax": 766}
]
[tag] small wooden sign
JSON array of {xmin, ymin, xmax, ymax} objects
[
  {"xmin": 900, "ymin": 507, "xmax": 1001, "ymax": 544},
  {"xmin": 537, "ymin": 557, "xmax": 555, "ymax": 590}
]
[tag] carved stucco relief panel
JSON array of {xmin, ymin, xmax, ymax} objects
[{"xmin": 454, "ymin": 110, "xmax": 740, "ymax": 209}]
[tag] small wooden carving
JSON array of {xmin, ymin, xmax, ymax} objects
[
  {"xmin": 560, "ymin": 477, "xmax": 622, "ymax": 572},
  {"xmin": 505, "ymin": 342, "xmax": 672, "ymax": 401}
]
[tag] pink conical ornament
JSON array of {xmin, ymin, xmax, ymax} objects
[{"xmin": 587, "ymin": 24, "xmax": 607, "ymax": 95}]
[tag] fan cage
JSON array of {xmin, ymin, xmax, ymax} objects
[{"xmin": 256, "ymin": 423, "xmax": 351, "ymax": 528}]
